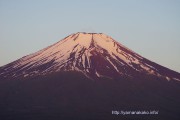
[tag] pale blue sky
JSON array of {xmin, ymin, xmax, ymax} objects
[{"xmin": 0, "ymin": 0, "xmax": 180, "ymax": 72}]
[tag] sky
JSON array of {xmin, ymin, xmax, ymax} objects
[{"xmin": 0, "ymin": 0, "xmax": 180, "ymax": 72}]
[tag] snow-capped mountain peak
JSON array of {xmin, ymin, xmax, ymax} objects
[{"xmin": 0, "ymin": 32, "xmax": 180, "ymax": 81}]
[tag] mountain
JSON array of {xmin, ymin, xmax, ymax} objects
[
  {"xmin": 0, "ymin": 32, "xmax": 180, "ymax": 120},
  {"xmin": 0, "ymin": 32, "xmax": 180, "ymax": 81}
]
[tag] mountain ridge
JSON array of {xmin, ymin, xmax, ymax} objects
[{"xmin": 0, "ymin": 32, "xmax": 180, "ymax": 120}]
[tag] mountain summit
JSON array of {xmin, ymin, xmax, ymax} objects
[{"xmin": 0, "ymin": 32, "xmax": 180, "ymax": 80}]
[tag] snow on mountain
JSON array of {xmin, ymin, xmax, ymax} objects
[{"xmin": 0, "ymin": 32, "xmax": 180, "ymax": 81}]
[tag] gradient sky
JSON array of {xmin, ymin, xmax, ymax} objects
[{"xmin": 0, "ymin": 0, "xmax": 180, "ymax": 72}]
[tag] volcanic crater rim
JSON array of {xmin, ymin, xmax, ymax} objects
[{"xmin": 77, "ymin": 32, "xmax": 103, "ymax": 34}]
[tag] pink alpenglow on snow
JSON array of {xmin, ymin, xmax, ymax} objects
[{"xmin": 0, "ymin": 32, "xmax": 180, "ymax": 81}]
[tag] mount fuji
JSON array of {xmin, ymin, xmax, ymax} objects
[
  {"xmin": 0, "ymin": 32, "xmax": 180, "ymax": 120},
  {"xmin": 0, "ymin": 32, "xmax": 179, "ymax": 81}
]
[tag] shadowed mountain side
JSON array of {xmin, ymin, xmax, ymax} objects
[{"xmin": 0, "ymin": 71, "xmax": 180, "ymax": 120}]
